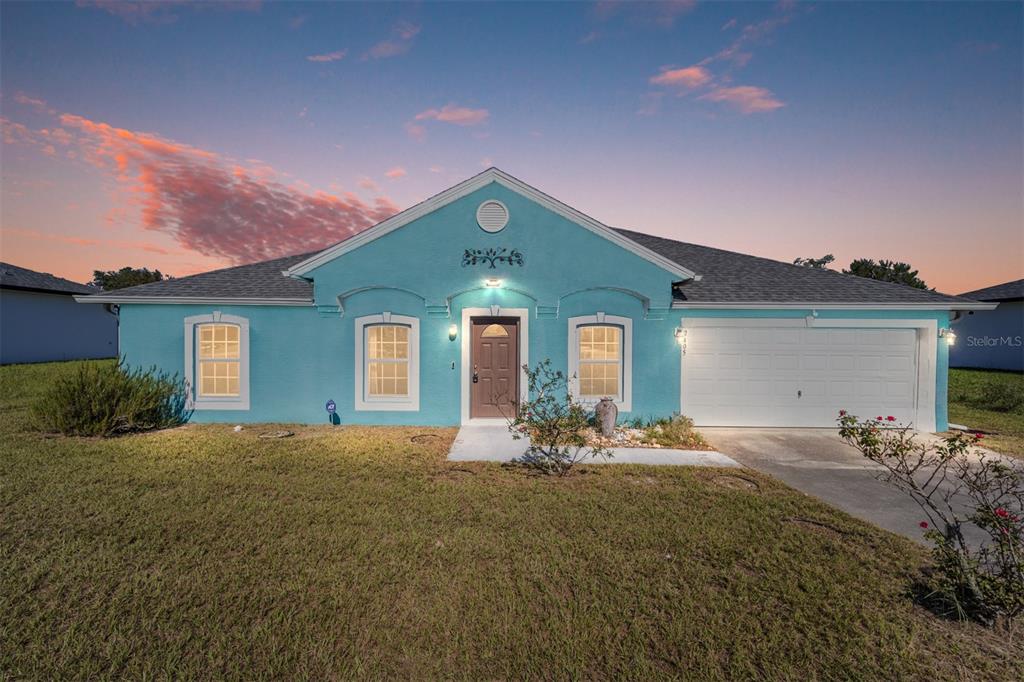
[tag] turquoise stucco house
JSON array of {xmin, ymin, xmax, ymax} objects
[{"xmin": 77, "ymin": 169, "xmax": 994, "ymax": 431}]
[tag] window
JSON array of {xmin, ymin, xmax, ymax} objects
[
  {"xmin": 578, "ymin": 325, "xmax": 621, "ymax": 398},
  {"xmin": 568, "ymin": 314, "xmax": 632, "ymax": 411},
  {"xmin": 366, "ymin": 325, "xmax": 409, "ymax": 397},
  {"xmin": 198, "ymin": 324, "xmax": 240, "ymax": 397},
  {"xmin": 184, "ymin": 313, "xmax": 249, "ymax": 410},
  {"xmin": 355, "ymin": 313, "xmax": 420, "ymax": 411}
]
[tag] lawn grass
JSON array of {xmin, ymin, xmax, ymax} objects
[
  {"xmin": 2, "ymin": 361, "xmax": 1021, "ymax": 679},
  {"xmin": 949, "ymin": 369, "xmax": 1024, "ymax": 459}
]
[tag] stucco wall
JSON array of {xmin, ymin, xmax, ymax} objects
[
  {"xmin": 0, "ymin": 288, "xmax": 118, "ymax": 364},
  {"xmin": 115, "ymin": 180, "xmax": 954, "ymax": 429},
  {"xmin": 949, "ymin": 301, "xmax": 1024, "ymax": 371}
]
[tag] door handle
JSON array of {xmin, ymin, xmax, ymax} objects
[{"xmin": 473, "ymin": 364, "xmax": 479, "ymax": 384}]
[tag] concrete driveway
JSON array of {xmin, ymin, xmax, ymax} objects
[{"xmin": 702, "ymin": 428, "xmax": 935, "ymax": 542}]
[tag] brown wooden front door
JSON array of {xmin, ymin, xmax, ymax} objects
[{"xmin": 470, "ymin": 317, "xmax": 519, "ymax": 418}]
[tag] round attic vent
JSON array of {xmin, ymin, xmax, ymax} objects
[{"xmin": 476, "ymin": 200, "xmax": 509, "ymax": 233}]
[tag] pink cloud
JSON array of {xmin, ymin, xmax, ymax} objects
[
  {"xmin": 13, "ymin": 92, "xmax": 56, "ymax": 115},
  {"xmin": 363, "ymin": 21, "xmax": 421, "ymax": 60},
  {"xmin": 385, "ymin": 166, "xmax": 406, "ymax": 179},
  {"xmin": 649, "ymin": 65, "xmax": 712, "ymax": 90},
  {"xmin": 698, "ymin": 85, "xmax": 784, "ymax": 113},
  {"xmin": 404, "ymin": 121, "xmax": 426, "ymax": 141},
  {"xmin": 36, "ymin": 113, "xmax": 401, "ymax": 264},
  {"xmin": 414, "ymin": 104, "xmax": 490, "ymax": 126},
  {"xmin": 593, "ymin": 0, "xmax": 695, "ymax": 28},
  {"xmin": 75, "ymin": 0, "xmax": 261, "ymax": 25},
  {"xmin": 306, "ymin": 49, "xmax": 347, "ymax": 63}
]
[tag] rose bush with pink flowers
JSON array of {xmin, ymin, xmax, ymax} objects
[{"xmin": 838, "ymin": 412, "xmax": 1023, "ymax": 625}]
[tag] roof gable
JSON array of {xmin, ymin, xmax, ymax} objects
[{"xmin": 284, "ymin": 168, "xmax": 696, "ymax": 281}]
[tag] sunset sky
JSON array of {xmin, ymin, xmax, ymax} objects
[{"xmin": 1, "ymin": 0, "xmax": 1021, "ymax": 294}]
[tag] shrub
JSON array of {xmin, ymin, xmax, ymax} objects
[
  {"xmin": 641, "ymin": 414, "xmax": 709, "ymax": 449},
  {"xmin": 508, "ymin": 360, "xmax": 610, "ymax": 476},
  {"xmin": 838, "ymin": 411, "xmax": 1023, "ymax": 625},
  {"xmin": 33, "ymin": 360, "xmax": 191, "ymax": 437}
]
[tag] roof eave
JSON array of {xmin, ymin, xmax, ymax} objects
[
  {"xmin": 74, "ymin": 295, "xmax": 313, "ymax": 306},
  {"xmin": 671, "ymin": 301, "xmax": 999, "ymax": 311}
]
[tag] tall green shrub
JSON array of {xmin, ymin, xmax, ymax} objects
[{"xmin": 33, "ymin": 360, "xmax": 191, "ymax": 437}]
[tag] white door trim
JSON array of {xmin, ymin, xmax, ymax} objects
[
  {"xmin": 679, "ymin": 317, "xmax": 938, "ymax": 432},
  {"xmin": 460, "ymin": 307, "xmax": 529, "ymax": 425}
]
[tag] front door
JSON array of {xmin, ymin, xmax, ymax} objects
[{"xmin": 470, "ymin": 317, "xmax": 519, "ymax": 418}]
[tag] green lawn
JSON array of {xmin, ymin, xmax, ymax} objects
[
  {"xmin": 2, "ymin": 362, "xmax": 1021, "ymax": 679},
  {"xmin": 949, "ymin": 369, "xmax": 1024, "ymax": 459}
]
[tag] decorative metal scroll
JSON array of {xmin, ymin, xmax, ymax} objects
[{"xmin": 461, "ymin": 248, "xmax": 524, "ymax": 269}]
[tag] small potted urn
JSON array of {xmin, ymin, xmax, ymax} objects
[{"xmin": 595, "ymin": 397, "xmax": 618, "ymax": 437}]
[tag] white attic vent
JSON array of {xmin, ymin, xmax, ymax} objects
[{"xmin": 476, "ymin": 200, "xmax": 509, "ymax": 233}]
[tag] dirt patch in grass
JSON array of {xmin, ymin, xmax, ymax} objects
[
  {"xmin": 786, "ymin": 516, "xmax": 851, "ymax": 538},
  {"xmin": 712, "ymin": 474, "xmax": 761, "ymax": 491},
  {"xmin": 2, "ymin": 361, "xmax": 1022, "ymax": 679}
]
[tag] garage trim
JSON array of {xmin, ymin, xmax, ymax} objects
[{"xmin": 679, "ymin": 317, "xmax": 938, "ymax": 432}]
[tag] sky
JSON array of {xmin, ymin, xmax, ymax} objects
[{"xmin": 1, "ymin": 0, "xmax": 1021, "ymax": 295}]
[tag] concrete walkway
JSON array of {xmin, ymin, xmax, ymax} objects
[
  {"xmin": 447, "ymin": 424, "xmax": 740, "ymax": 467},
  {"xmin": 702, "ymin": 427, "xmax": 1014, "ymax": 543}
]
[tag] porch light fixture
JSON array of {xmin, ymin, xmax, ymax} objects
[
  {"xmin": 484, "ymin": 277, "xmax": 502, "ymax": 288},
  {"xmin": 448, "ymin": 324, "xmax": 458, "ymax": 341},
  {"xmin": 939, "ymin": 328, "xmax": 957, "ymax": 346},
  {"xmin": 674, "ymin": 327, "xmax": 686, "ymax": 346}
]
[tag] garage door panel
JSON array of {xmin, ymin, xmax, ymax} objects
[{"xmin": 682, "ymin": 326, "xmax": 919, "ymax": 427}]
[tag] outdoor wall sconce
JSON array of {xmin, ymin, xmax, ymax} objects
[
  {"xmin": 674, "ymin": 327, "xmax": 686, "ymax": 346},
  {"xmin": 484, "ymin": 278, "xmax": 502, "ymax": 288},
  {"xmin": 448, "ymin": 324, "xmax": 458, "ymax": 341},
  {"xmin": 939, "ymin": 328, "xmax": 957, "ymax": 346}
]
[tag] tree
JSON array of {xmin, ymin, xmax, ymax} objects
[
  {"xmin": 793, "ymin": 254, "xmax": 835, "ymax": 269},
  {"xmin": 92, "ymin": 267, "xmax": 165, "ymax": 291},
  {"xmin": 843, "ymin": 259, "xmax": 930, "ymax": 290}
]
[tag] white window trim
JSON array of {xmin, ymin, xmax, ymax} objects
[
  {"xmin": 678, "ymin": 317, "xmax": 937, "ymax": 432},
  {"xmin": 568, "ymin": 313, "xmax": 632, "ymax": 412},
  {"xmin": 460, "ymin": 307, "xmax": 529, "ymax": 425},
  {"xmin": 183, "ymin": 312, "xmax": 250, "ymax": 411},
  {"xmin": 354, "ymin": 313, "xmax": 420, "ymax": 411}
]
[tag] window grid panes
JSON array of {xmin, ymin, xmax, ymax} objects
[
  {"xmin": 198, "ymin": 324, "xmax": 240, "ymax": 397},
  {"xmin": 578, "ymin": 325, "xmax": 622, "ymax": 398},
  {"xmin": 367, "ymin": 325, "xmax": 410, "ymax": 397}
]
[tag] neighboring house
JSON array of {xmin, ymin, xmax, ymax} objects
[
  {"xmin": 950, "ymin": 279, "xmax": 1024, "ymax": 372},
  {"xmin": 1, "ymin": 262, "xmax": 118, "ymax": 364},
  {"xmin": 76, "ymin": 168, "xmax": 994, "ymax": 431}
]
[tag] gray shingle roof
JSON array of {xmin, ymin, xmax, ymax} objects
[
  {"xmin": 0, "ymin": 262, "xmax": 96, "ymax": 295},
  {"xmin": 79, "ymin": 252, "xmax": 316, "ymax": 301},
  {"xmin": 614, "ymin": 229, "xmax": 977, "ymax": 306},
  {"xmin": 75, "ymin": 229, "xmax": 980, "ymax": 308},
  {"xmin": 959, "ymin": 279, "xmax": 1024, "ymax": 302}
]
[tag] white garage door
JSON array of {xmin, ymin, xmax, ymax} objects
[{"xmin": 681, "ymin": 326, "xmax": 920, "ymax": 427}]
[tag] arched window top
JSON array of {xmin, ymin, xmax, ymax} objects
[{"xmin": 480, "ymin": 323, "xmax": 509, "ymax": 338}]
